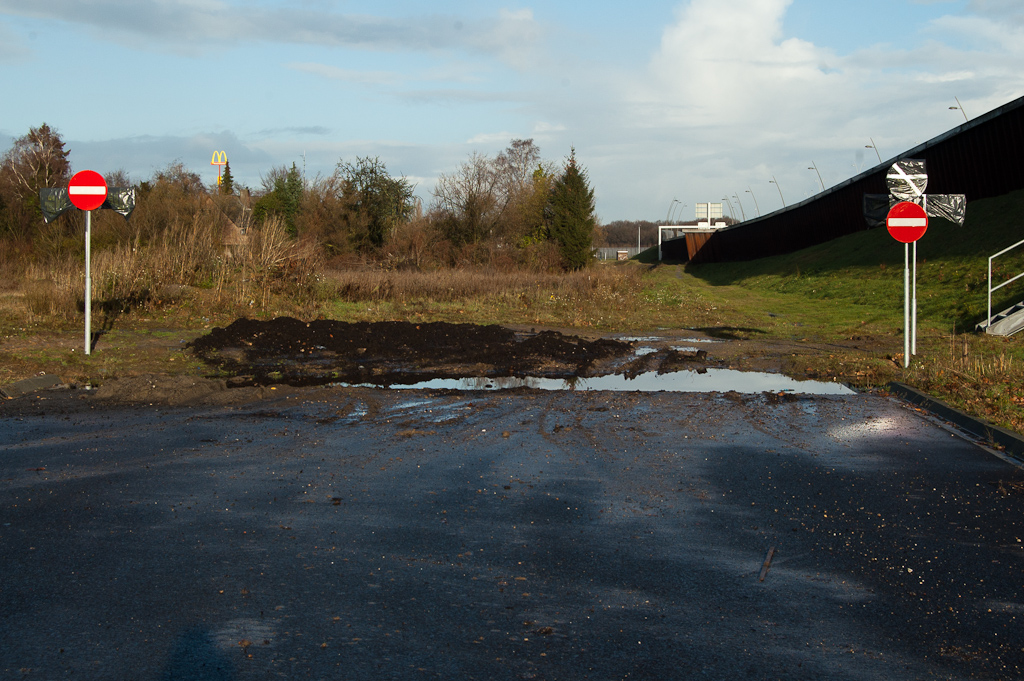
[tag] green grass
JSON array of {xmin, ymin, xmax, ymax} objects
[
  {"xmin": 686, "ymin": 188, "xmax": 1024, "ymax": 332},
  {"xmin": 640, "ymin": 189, "xmax": 1024, "ymax": 435}
]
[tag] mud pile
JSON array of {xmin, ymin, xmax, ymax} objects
[{"xmin": 188, "ymin": 318, "xmax": 640, "ymax": 387}]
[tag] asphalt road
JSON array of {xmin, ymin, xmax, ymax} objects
[{"xmin": 1, "ymin": 387, "xmax": 1023, "ymax": 680}]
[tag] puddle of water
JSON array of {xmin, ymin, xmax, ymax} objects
[
  {"xmin": 332, "ymin": 369, "xmax": 853, "ymax": 395},
  {"xmin": 635, "ymin": 347, "xmax": 659, "ymax": 356},
  {"xmin": 618, "ymin": 335, "xmax": 721, "ymax": 345},
  {"xmin": 670, "ymin": 346, "xmax": 700, "ymax": 353}
]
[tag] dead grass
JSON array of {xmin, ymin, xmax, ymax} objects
[
  {"xmin": 15, "ymin": 214, "xmax": 328, "ymax": 323},
  {"xmin": 904, "ymin": 332, "xmax": 1024, "ymax": 434},
  {"xmin": 327, "ymin": 263, "xmax": 641, "ymax": 303}
]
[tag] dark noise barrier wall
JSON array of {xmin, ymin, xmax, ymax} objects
[{"xmin": 666, "ymin": 94, "xmax": 1024, "ymax": 264}]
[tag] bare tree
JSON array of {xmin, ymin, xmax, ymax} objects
[
  {"xmin": 0, "ymin": 123, "xmax": 72, "ymax": 239},
  {"xmin": 431, "ymin": 152, "xmax": 501, "ymax": 246},
  {"xmin": 0, "ymin": 123, "xmax": 71, "ymax": 196},
  {"xmin": 431, "ymin": 139, "xmax": 553, "ymax": 247}
]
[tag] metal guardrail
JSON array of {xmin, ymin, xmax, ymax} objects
[{"xmin": 986, "ymin": 237, "xmax": 1024, "ymax": 328}]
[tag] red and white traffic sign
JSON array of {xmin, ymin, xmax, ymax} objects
[
  {"xmin": 68, "ymin": 170, "xmax": 107, "ymax": 211},
  {"xmin": 886, "ymin": 201, "xmax": 928, "ymax": 243}
]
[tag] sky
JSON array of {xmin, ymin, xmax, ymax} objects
[{"xmin": 2, "ymin": 0, "xmax": 1023, "ymax": 222}]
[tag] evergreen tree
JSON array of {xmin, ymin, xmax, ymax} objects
[
  {"xmin": 252, "ymin": 163, "xmax": 303, "ymax": 235},
  {"xmin": 220, "ymin": 161, "xmax": 234, "ymax": 195},
  {"xmin": 549, "ymin": 149, "xmax": 596, "ymax": 270}
]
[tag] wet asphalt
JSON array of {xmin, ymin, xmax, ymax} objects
[{"xmin": 1, "ymin": 388, "xmax": 1023, "ymax": 680}]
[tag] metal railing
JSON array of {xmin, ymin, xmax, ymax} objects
[{"xmin": 986, "ymin": 237, "xmax": 1024, "ymax": 327}]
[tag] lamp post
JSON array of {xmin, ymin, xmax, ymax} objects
[
  {"xmin": 722, "ymin": 196, "xmax": 735, "ymax": 219},
  {"xmin": 665, "ymin": 199, "xmax": 680, "ymax": 223},
  {"xmin": 746, "ymin": 187, "xmax": 760, "ymax": 217},
  {"xmin": 808, "ymin": 162, "xmax": 825, "ymax": 191},
  {"xmin": 769, "ymin": 176, "xmax": 785, "ymax": 207},
  {"xmin": 732, "ymin": 194, "xmax": 746, "ymax": 221},
  {"xmin": 949, "ymin": 96, "xmax": 968, "ymax": 122},
  {"xmin": 866, "ymin": 138, "xmax": 882, "ymax": 164},
  {"xmin": 672, "ymin": 202, "xmax": 687, "ymax": 222}
]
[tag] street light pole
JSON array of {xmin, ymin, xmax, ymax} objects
[
  {"xmin": 732, "ymin": 194, "xmax": 746, "ymax": 221},
  {"xmin": 949, "ymin": 96, "xmax": 968, "ymax": 122},
  {"xmin": 808, "ymin": 162, "xmax": 825, "ymax": 191},
  {"xmin": 746, "ymin": 187, "xmax": 760, "ymax": 217},
  {"xmin": 722, "ymin": 196, "xmax": 735, "ymax": 219},
  {"xmin": 769, "ymin": 176, "xmax": 785, "ymax": 207},
  {"xmin": 665, "ymin": 199, "xmax": 679, "ymax": 223},
  {"xmin": 866, "ymin": 138, "xmax": 882, "ymax": 164}
]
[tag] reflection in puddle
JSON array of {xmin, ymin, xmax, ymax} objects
[
  {"xmin": 618, "ymin": 336, "xmax": 722, "ymax": 344},
  {"xmin": 635, "ymin": 347, "xmax": 659, "ymax": 356},
  {"xmin": 332, "ymin": 369, "xmax": 853, "ymax": 395}
]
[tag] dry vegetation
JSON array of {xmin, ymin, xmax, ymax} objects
[{"xmin": 1, "ymin": 125, "xmax": 1022, "ymax": 441}]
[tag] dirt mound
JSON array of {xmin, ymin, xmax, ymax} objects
[{"xmin": 187, "ymin": 318, "xmax": 635, "ymax": 387}]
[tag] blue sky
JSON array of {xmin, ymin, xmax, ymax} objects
[{"xmin": 2, "ymin": 0, "xmax": 1022, "ymax": 221}]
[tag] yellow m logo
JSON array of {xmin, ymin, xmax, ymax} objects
[{"xmin": 211, "ymin": 150, "xmax": 227, "ymax": 165}]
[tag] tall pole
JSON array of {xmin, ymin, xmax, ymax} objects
[
  {"xmin": 732, "ymin": 194, "xmax": 746, "ymax": 221},
  {"xmin": 769, "ymin": 176, "xmax": 785, "ymax": 207},
  {"xmin": 672, "ymin": 203, "xmax": 687, "ymax": 222},
  {"xmin": 808, "ymin": 162, "xmax": 824, "ymax": 191},
  {"xmin": 904, "ymin": 243, "xmax": 910, "ymax": 368},
  {"xmin": 85, "ymin": 210, "xmax": 92, "ymax": 355},
  {"xmin": 952, "ymin": 96, "xmax": 968, "ymax": 122},
  {"xmin": 746, "ymin": 187, "xmax": 760, "ymax": 217},
  {"xmin": 912, "ymin": 240, "xmax": 918, "ymax": 355},
  {"xmin": 665, "ymin": 199, "xmax": 679, "ymax": 223},
  {"xmin": 867, "ymin": 138, "xmax": 882, "ymax": 164}
]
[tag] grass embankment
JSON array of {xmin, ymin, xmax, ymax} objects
[{"xmin": 672, "ymin": 188, "xmax": 1024, "ymax": 433}]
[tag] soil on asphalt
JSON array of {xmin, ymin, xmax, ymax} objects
[
  {"xmin": 185, "ymin": 317, "xmax": 713, "ymax": 389},
  {"xmin": 2, "ymin": 317, "xmax": 898, "ymax": 408}
]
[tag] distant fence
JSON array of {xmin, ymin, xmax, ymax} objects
[{"xmin": 664, "ymin": 93, "xmax": 1024, "ymax": 264}]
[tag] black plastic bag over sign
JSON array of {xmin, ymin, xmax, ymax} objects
[{"xmin": 39, "ymin": 187, "xmax": 136, "ymax": 223}]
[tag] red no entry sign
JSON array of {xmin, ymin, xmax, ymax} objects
[
  {"xmin": 68, "ymin": 170, "xmax": 108, "ymax": 211},
  {"xmin": 886, "ymin": 201, "xmax": 928, "ymax": 243}
]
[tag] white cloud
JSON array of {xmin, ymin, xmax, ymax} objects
[
  {"xmin": 0, "ymin": 0, "xmax": 543, "ymax": 67},
  {"xmin": 552, "ymin": 0, "xmax": 1024, "ymax": 218},
  {"xmin": 533, "ymin": 122, "xmax": 566, "ymax": 133},
  {"xmin": 916, "ymin": 70, "xmax": 975, "ymax": 83},
  {"xmin": 465, "ymin": 131, "xmax": 515, "ymax": 145},
  {"xmin": 967, "ymin": 0, "xmax": 1024, "ymax": 25},
  {"xmin": 466, "ymin": 8, "xmax": 545, "ymax": 71},
  {"xmin": 640, "ymin": 0, "xmax": 837, "ymax": 129}
]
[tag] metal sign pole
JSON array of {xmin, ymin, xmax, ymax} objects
[
  {"xmin": 904, "ymin": 242, "xmax": 910, "ymax": 368},
  {"xmin": 912, "ymin": 240, "xmax": 918, "ymax": 355},
  {"xmin": 85, "ymin": 210, "xmax": 92, "ymax": 355}
]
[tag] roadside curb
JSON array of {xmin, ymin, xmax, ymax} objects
[{"xmin": 887, "ymin": 381, "xmax": 1024, "ymax": 462}]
